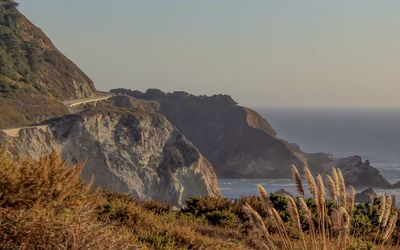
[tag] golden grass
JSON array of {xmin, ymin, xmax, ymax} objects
[
  {"xmin": 0, "ymin": 149, "xmax": 248, "ymax": 249},
  {"xmin": 1, "ymin": 148, "xmax": 400, "ymax": 249},
  {"xmin": 244, "ymin": 165, "xmax": 400, "ymax": 250}
]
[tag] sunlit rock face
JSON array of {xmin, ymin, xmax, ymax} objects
[{"xmin": 1, "ymin": 99, "xmax": 220, "ymax": 206}]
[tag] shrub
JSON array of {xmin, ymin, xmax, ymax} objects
[
  {"xmin": 204, "ymin": 210, "xmax": 238, "ymax": 227},
  {"xmin": 143, "ymin": 199, "xmax": 172, "ymax": 215},
  {"xmin": 0, "ymin": 150, "xmax": 91, "ymax": 209},
  {"xmin": 182, "ymin": 196, "xmax": 233, "ymax": 216}
]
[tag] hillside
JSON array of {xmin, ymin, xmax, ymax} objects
[
  {"xmin": 0, "ymin": 0, "xmax": 96, "ymax": 129},
  {"xmin": 112, "ymin": 88, "xmax": 391, "ymax": 188}
]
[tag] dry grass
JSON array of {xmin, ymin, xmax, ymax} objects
[
  {"xmin": 0, "ymin": 149, "xmax": 247, "ymax": 249},
  {"xmin": 2, "ymin": 148, "xmax": 400, "ymax": 249},
  {"xmin": 243, "ymin": 165, "xmax": 400, "ymax": 250},
  {"xmin": 0, "ymin": 150, "xmax": 136, "ymax": 249}
]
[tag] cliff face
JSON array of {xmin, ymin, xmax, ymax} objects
[
  {"xmin": 112, "ymin": 89, "xmax": 307, "ymax": 179},
  {"xmin": 0, "ymin": 1, "xmax": 96, "ymax": 129},
  {"xmin": 0, "ymin": 98, "xmax": 220, "ymax": 206},
  {"xmin": 111, "ymin": 88, "xmax": 391, "ymax": 188}
]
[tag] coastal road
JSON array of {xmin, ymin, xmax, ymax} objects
[
  {"xmin": 62, "ymin": 92, "xmax": 112, "ymax": 113},
  {"xmin": 0, "ymin": 92, "xmax": 113, "ymax": 137}
]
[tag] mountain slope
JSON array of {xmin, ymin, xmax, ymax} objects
[
  {"xmin": 112, "ymin": 88, "xmax": 391, "ymax": 188},
  {"xmin": 0, "ymin": 0, "xmax": 96, "ymax": 129}
]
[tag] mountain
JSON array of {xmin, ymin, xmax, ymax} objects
[
  {"xmin": 111, "ymin": 88, "xmax": 391, "ymax": 188},
  {"xmin": 0, "ymin": 0, "xmax": 96, "ymax": 129},
  {"xmin": 1, "ymin": 96, "xmax": 220, "ymax": 206},
  {"xmin": 0, "ymin": 2, "xmax": 220, "ymax": 205}
]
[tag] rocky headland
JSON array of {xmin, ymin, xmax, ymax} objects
[{"xmin": 111, "ymin": 88, "xmax": 392, "ymax": 188}]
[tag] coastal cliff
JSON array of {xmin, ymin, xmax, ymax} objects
[
  {"xmin": 111, "ymin": 88, "xmax": 391, "ymax": 188},
  {"xmin": 1, "ymin": 98, "xmax": 220, "ymax": 206}
]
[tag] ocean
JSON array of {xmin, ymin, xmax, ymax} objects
[{"xmin": 219, "ymin": 107, "xmax": 400, "ymax": 205}]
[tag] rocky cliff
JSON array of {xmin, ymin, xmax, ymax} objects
[
  {"xmin": 0, "ymin": 97, "xmax": 220, "ymax": 206},
  {"xmin": 111, "ymin": 88, "xmax": 391, "ymax": 188},
  {"xmin": 112, "ymin": 88, "xmax": 307, "ymax": 179},
  {"xmin": 0, "ymin": 0, "xmax": 96, "ymax": 129}
]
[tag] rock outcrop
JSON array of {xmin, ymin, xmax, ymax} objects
[
  {"xmin": 1, "ymin": 98, "xmax": 220, "ymax": 206},
  {"xmin": 355, "ymin": 188, "xmax": 376, "ymax": 203},
  {"xmin": 306, "ymin": 154, "xmax": 391, "ymax": 188},
  {"xmin": 111, "ymin": 88, "xmax": 392, "ymax": 188},
  {"xmin": 0, "ymin": 1, "xmax": 96, "ymax": 129},
  {"xmin": 327, "ymin": 156, "xmax": 390, "ymax": 188}
]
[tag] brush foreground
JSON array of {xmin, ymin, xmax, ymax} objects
[{"xmin": 0, "ymin": 151, "xmax": 399, "ymax": 249}]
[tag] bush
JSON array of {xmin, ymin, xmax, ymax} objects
[
  {"xmin": 182, "ymin": 196, "xmax": 233, "ymax": 217},
  {"xmin": 0, "ymin": 150, "xmax": 90, "ymax": 209},
  {"xmin": 205, "ymin": 210, "xmax": 238, "ymax": 227},
  {"xmin": 143, "ymin": 199, "xmax": 172, "ymax": 215}
]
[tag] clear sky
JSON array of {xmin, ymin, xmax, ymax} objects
[{"xmin": 18, "ymin": 0, "xmax": 400, "ymax": 108}]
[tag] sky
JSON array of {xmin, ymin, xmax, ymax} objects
[{"xmin": 17, "ymin": 0, "xmax": 400, "ymax": 108}]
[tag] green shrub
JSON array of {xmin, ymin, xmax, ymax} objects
[
  {"xmin": 205, "ymin": 210, "xmax": 238, "ymax": 227},
  {"xmin": 182, "ymin": 196, "xmax": 233, "ymax": 216}
]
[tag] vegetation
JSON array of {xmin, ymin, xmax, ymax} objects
[
  {"xmin": 0, "ymin": 0, "xmax": 71, "ymax": 129},
  {"xmin": 242, "ymin": 165, "xmax": 400, "ymax": 249},
  {"xmin": 0, "ymin": 150, "xmax": 247, "ymax": 249},
  {"xmin": 0, "ymin": 0, "xmax": 98, "ymax": 129},
  {"xmin": 0, "ymin": 0, "xmax": 41, "ymax": 94},
  {"xmin": 1, "ymin": 149, "xmax": 399, "ymax": 249}
]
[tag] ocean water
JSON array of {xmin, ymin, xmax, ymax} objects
[{"xmin": 219, "ymin": 107, "xmax": 400, "ymax": 205}]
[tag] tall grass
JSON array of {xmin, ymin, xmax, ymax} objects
[
  {"xmin": 0, "ymin": 150, "xmax": 134, "ymax": 249},
  {"xmin": 1, "ymin": 148, "xmax": 399, "ymax": 249},
  {"xmin": 243, "ymin": 165, "xmax": 399, "ymax": 250}
]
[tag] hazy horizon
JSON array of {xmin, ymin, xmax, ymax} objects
[{"xmin": 18, "ymin": 0, "xmax": 400, "ymax": 108}]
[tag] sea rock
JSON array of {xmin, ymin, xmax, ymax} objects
[
  {"xmin": 0, "ymin": 99, "xmax": 220, "ymax": 206},
  {"xmin": 333, "ymin": 156, "xmax": 391, "ymax": 188},
  {"xmin": 355, "ymin": 188, "xmax": 376, "ymax": 203},
  {"xmin": 391, "ymin": 181, "xmax": 400, "ymax": 188},
  {"xmin": 307, "ymin": 154, "xmax": 391, "ymax": 188}
]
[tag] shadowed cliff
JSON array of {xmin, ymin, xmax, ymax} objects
[{"xmin": 111, "ymin": 88, "xmax": 391, "ymax": 188}]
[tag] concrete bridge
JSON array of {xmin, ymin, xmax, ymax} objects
[{"xmin": 0, "ymin": 92, "xmax": 112, "ymax": 137}]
